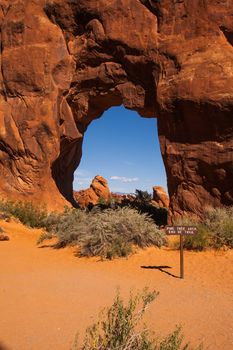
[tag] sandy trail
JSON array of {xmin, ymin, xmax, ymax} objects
[{"xmin": 0, "ymin": 219, "xmax": 232, "ymax": 350}]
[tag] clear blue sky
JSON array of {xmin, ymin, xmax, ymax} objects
[{"xmin": 73, "ymin": 106, "xmax": 167, "ymax": 194}]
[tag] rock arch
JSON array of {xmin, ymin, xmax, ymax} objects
[{"xmin": 0, "ymin": 0, "xmax": 232, "ymax": 218}]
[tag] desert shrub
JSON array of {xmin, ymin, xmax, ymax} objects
[
  {"xmin": 38, "ymin": 208, "xmax": 88, "ymax": 247},
  {"xmin": 97, "ymin": 196, "xmax": 108, "ymax": 206},
  {"xmin": 133, "ymin": 203, "xmax": 168, "ymax": 227},
  {"xmin": 0, "ymin": 199, "xmax": 47, "ymax": 228},
  {"xmin": 72, "ymin": 288, "xmax": 202, "ymax": 350},
  {"xmin": 90, "ymin": 190, "xmax": 168, "ymax": 227},
  {"xmin": 174, "ymin": 206, "xmax": 233, "ymax": 250},
  {"xmin": 78, "ymin": 207, "xmax": 165, "ymax": 259},
  {"xmin": 173, "ymin": 216, "xmax": 211, "ymax": 251},
  {"xmin": 36, "ymin": 210, "xmax": 62, "ymax": 244},
  {"xmin": 135, "ymin": 189, "xmax": 152, "ymax": 204},
  {"xmin": 157, "ymin": 326, "xmax": 202, "ymax": 350},
  {"xmin": 204, "ymin": 206, "xmax": 233, "ymax": 248},
  {"xmin": 116, "ymin": 200, "xmax": 168, "ymax": 227},
  {"xmin": 133, "ymin": 189, "xmax": 168, "ymax": 226},
  {"xmin": 38, "ymin": 207, "xmax": 165, "ymax": 259},
  {"xmin": 182, "ymin": 224, "xmax": 211, "ymax": 251},
  {"xmin": 105, "ymin": 237, "xmax": 133, "ymax": 260}
]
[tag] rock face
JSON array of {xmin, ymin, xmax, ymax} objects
[
  {"xmin": 74, "ymin": 175, "xmax": 110, "ymax": 207},
  {"xmin": 152, "ymin": 186, "xmax": 169, "ymax": 209},
  {"xmin": 0, "ymin": 1, "xmax": 232, "ymax": 219}
]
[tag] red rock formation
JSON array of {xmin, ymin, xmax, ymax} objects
[
  {"xmin": 152, "ymin": 186, "xmax": 169, "ymax": 208},
  {"xmin": 74, "ymin": 175, "xmax": 110, "ymax": 207},
  {"xmin": 0, "ymin": 1, "xmax": 232, "ymax": 219},
  {"xmin": 111, "ymin": 193, "xmax": 135, "ymax": 203}
]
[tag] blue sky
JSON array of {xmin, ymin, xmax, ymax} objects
[{"xmin": 73, "ymin": 106, "xmax": 167, "ymax": 194}]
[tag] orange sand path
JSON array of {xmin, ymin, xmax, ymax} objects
[{"xmin": 0, "ymin": 220, "xmax": 233, "ymax": 350}]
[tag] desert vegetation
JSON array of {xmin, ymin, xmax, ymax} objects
[
  {"xmin": 0, "ymin": 199, "xmax": 47, "ymax": 228},
  {"xmin": 1, "ymin": 197, "xmax": 232, "ymax": 255},
  {"xmin": 131, "ymin": 189, "xmax": 168, "ymax": 227},
  {"xmin": 38, "ymin": 207, "xmax": 165, "ymax": 259},
  {"xmin": 174, "ymin": 206, "xmax": 233, "ymax": 250},
  {"xmin": 96, "ymin": 189, "xmax": 168, "ymax": 227},
  {"xmin": 72, "ymin": 288, "xmax": 202, "ymax": 350}
]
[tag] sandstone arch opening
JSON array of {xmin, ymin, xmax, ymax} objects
[
  {"xmin": 51, "ymin": 99, "xmax": 167, "ymax": 209},
  {"xmin": 72, "ymin": 106, "xmax": 167, "ymax": 205}
]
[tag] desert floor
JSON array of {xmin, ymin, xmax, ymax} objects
[{"xmin": 0, "ymin": 219, "xmax": 232, "ymax": 350}]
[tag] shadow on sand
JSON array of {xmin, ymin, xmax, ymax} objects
[
  {"xmin": 141, "ymin": 265, "xmax": 180, "ymax": 279},
  {"xmin": 38, "ymin": 243, "xmax": 57, "ymax": 249}
]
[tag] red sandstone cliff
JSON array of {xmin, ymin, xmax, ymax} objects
[{"xmin": 0, "ymin": 1, "xmax": 232, "ymax": 218}]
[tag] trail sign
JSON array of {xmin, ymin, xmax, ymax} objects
[
  {"xmin": 165, "ymin": 226, "xmax": 198, "ymax": 279},
  {"xmin": 166, "ymin": 226, "xmax": 198, "ymax": 235}
]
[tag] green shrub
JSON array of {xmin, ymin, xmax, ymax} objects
[
  {"xmin": 105, "ymin": 237, "xmax": 133, "ymax": 260},
  {"xmin": 135, "ymin": 189, "xmax": 152, "ymax": 204},
  {"xmin": 38, "ymin": 207, "xmax": 165, "ymax": 259},
  {"xmin": 97, "ymin": 197, "xmax": 108, "ymax": 205},
  {"xmin": 157, "ymin": 326, "xmax": 202, "ymax": 350},
  {"xmin": 40, "ymin": 207, "xmax": 88, "ymax": 247},
  {"xmin": 182, "ymin": 224, "xmax": 211, "ymax": 251},
  {"xmin": 0, "ymin": 199, "xmax": 47, "ymax": 228},
  {"xmin": 78, "ymin": 207, "xmax": 165, "ymax": 258},
  {"xmin": 174, "ymin": 206, "xmax": 233, "ymax": 250},
  {"xmin": 90, "ymin": 189, "xmax": 168, "ymax": 227},
  {"xmin": 205, "ymin": 206, "xmax": 233, "ymax": 248},
  {"xmin": 72, "ymin": 288, "xmax": 202, "ymax": 350},
  {"xmin": 131, "ymin": 202, "xmax": 168, "ymax": 227},
  {"xmin": 173, "ymin": 216, "xmax": 211, "ymax": 251}
]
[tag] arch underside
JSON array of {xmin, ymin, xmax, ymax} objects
[{"xmin": 0, "ymin": 0, "xmax": 232, "ymax": 218}]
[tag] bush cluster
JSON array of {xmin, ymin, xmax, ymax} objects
[
  {"xmin": 72, "ymin": 288, "xmax": 202, "ymax": 350},
  {"xmin": 174, "ymin": 206, "xmax": 233, "ymax": 250},
  {"xmin": 129, "ymin": 189, "xmax": 168, "ymax": 227},
  {"xmin": 1, "ymin": 197, "xmax": 232, "ymax": 253},
  {"xmin": 205, "ymin": 206, "xmax": 233, "ymax": 248},
  {"xmin": 0, "ymin": 199, "xmax": 47, "ymax": 228},
  {"xmin": 38, "ymin": 207, "xmax": 165, "ymax": 259},
  {"xmin": 95, "ymin": 190, "xmax": 168, "ymax": 227}
]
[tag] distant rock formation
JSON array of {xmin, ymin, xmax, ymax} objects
[
  {"xmin": 74, "ymin": 176, "xmax": 169, "ymax": 209},
  {"xmin": 111, "ymin": 193, "xmax": 136, "ymax": 203},
  {"xmin": 74, "ymin": 175, "xmax": 111, "ymax": 208},
  {"xmin": 152, "ymin": 186, "xmax": 169, "ymax": 208}
]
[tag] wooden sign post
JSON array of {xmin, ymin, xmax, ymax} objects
[{"xmin": 166, "ymin": 226, "xmax": 198, "ymax": 279}]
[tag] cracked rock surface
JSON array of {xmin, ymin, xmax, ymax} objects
[{"xmin": 0, "ymin": 0, "xmax": 232, "ymax": 218}]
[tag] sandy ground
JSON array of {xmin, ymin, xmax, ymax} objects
[{"xmin": 0, "ymin": 219, "xmax": 233, "ymax": 350}]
